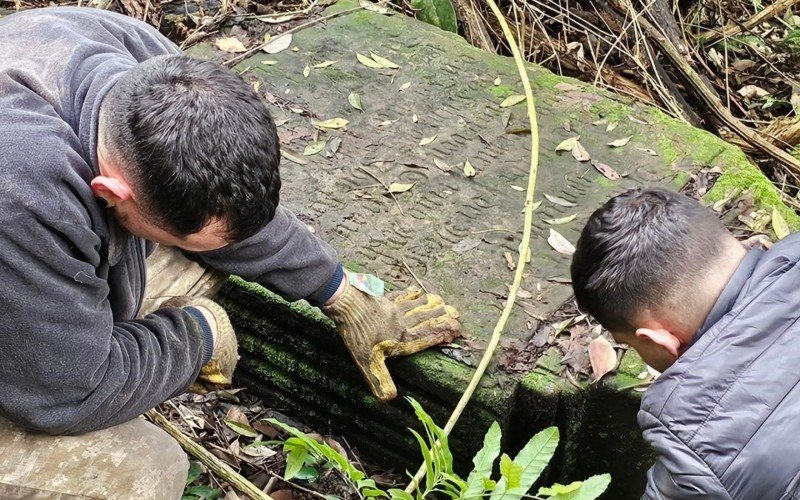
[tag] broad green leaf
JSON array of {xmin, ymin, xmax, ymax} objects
[
  {"xmin": 370, "ymin": 52, "xmax": 400, "ymax": 69},
  {"xmin": 555, "ymin": 136, "xmax": 579, "ymax": 152},
  {"xmin": 549, "ymin": 474, "xmax": 610, "ymax": 500},
  {"xmin": 184, "ymin": 485, "xmax": 223, "ymax": 499},
  {"xmin": 539, "ymin": 481, "xmax": 582, "ymax": 496},
  {"xmin": 224, "ymin": 420, "xmax": 258, "ymax": 438},
  {"xmin": 284, "ymin": 443, "xmax": 309, "ymax": 480},
  {"xmin": 349, "ymin": 92, "xmax": 364, "ymax": 112},
  {"xmin": 357, "ymin": 52, "xmax": 385, "ymax": 68},
  {"xmin": 303, "ymin": 141, "xmax": 327, "ymax": 156},
  {"xmin": 500, "ymin": 94, "xmax": 526, "ymax": 107},
  {"xmin": 499, "ymin": 453, "xmax": 522, "ymax": 489},
  {"xmin": 295, "ymin": 465, "xmax": 319, "ymax": 481},
  {"xmin": 500, "ymin": 427, "xmax": 560, "ymax": 499},
  {"xmin": 186, "ymin": 462, "xmax": 203, "ymax": 485},
  {"xmin": 363, "ymin": 488, "xmax": 389, "ymax": 498},
  {"xmin": 407, "ymin": 398, "xmax": 453, "ymax": 473},
  {"xmin": 388, "ymin": 489, "xmax": 414, "ymax": 500},
  {"xmin": 410, "ymin": 0, "xmax": 458, "ymax": 33},
  {"xmin": 409, "ymin": 428, "xmax": 435, "ymax": 492},
  {"xmin": 463, "ymin": 422, "xmax": 502, "ymax": 498},
  {"xmin": 773, "ymin": 207, "xmax": 790, "ymax": 240},
  {"xmin": 312, "ymin": 118, "xmax": 349, "ymax": 129}
]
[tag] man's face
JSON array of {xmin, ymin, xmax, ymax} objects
[{"xmin": 112, "ymin": 203, "xmax": 230, "ymax": 253}]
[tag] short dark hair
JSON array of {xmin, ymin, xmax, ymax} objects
[
  {"xmin": 100, "ymin": 55, "xmax": 280, "ymax": 241},
  {"xmin": 570, "ymin": 188, "xmax": 728, "ymax": 332}
]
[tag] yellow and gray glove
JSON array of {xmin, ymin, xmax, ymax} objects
[
  {"xmin": 323, "ymin": 273, "xmax": 461, "ymax": 401},
  {"xmin": 165, "ymin": 297, "xmax": 239, "ymax": 393}
]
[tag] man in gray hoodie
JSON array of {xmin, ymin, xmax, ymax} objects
[
  {"xmin": 571, "ymin": 187, "xmax": 800, "ymax": 499},
  {"xmin": 0, "ymin": 6, "xmax": 460, "ymax": 498}
]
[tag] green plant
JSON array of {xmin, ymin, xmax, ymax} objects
[
  {"xmin": 183, "ymin": 461, "xmax": 224, "ymax": 500},
  {"xmin": 269, "ymin": 398, "xmax": 611, "ymax": 500}
]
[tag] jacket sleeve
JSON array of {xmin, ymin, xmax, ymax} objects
[
  {"xmin": 0, "ymin": 212, "xmax": 206, "ymax": 435},
  {"xmin": 195, "ymin": 205, "xmax": 342, "ymax": 303},
  {"xmin": 639, "ymin": 409, "xmax": 732, "ymax": 500}
]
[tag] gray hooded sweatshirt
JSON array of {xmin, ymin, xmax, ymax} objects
[
  {"xmin": 641, "ymin": 234, "xmax": 800, "ymax": 499},
  {"xmin": 0, "ymin": 7, "xmax": 340, "ymax": 435}
]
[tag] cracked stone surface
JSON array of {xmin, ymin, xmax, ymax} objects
[{"xmin": 189, "ymin": 2, "xmax": 769, "ymax": 496}]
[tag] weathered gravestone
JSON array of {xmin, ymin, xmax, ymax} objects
[{"xmin": 190, "ymin": 2, "xmax": 795, "ymax": 497}]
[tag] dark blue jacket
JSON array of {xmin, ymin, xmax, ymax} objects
[
  {"xmin": 0, "ymin": 8, "xmax": 339, "ymax": 434},
  {"xmin": 641, "ymin": 234, "xmax": 800, "ymax": 499}
]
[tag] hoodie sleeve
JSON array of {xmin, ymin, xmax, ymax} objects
[
  {"xmin": 194, "ymin": 205, "xmax": 343, "ymax": 304},
  {"xmin": 0, "ymin": 212, "xmax": 207, "ymax": 435},
  {"xmin": 639, "ymin": 409, "xmax": 732, "ymax": 500}
]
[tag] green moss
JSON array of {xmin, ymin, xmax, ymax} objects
[
  {"xmin": 705, "ymin": 149, "xmax": 800, "ymax": 230},
  {"xmin": 617, "ymin": 350, "xmax": 646, "ymax": 377},
  {"xmin": 487, "ymin": 84, "xmax": 516, "ymax": 98}
]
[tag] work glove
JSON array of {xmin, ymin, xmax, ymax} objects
[
  {"xmin": 323, "ymin": 273, "xmax": 462, "ymax": 401},
  {"xmin": 164, "ymin": 297, "xmax": 239, "ymax": 393}
]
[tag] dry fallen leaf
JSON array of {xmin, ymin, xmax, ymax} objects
[
  {"xmin": 356, "ymin": 52, "xmax": 384, "ymax": 68},
  {"xmin": 280, "ymin": 146, "xmax": 308, "ymax": 165},
  {"xmin": 510, "ymin": 185, "xmax": 525, "ymax": 191},
  {"xmin": 359, "ymin": 0, "xmax": 390, "ymax": 13},
  {"xmin": 327, "ymin": 136, "xmax": 342, "ymax": 156},
  {"xmin": 412, "ymin": 113, "xmax": 418, "ymax": 123},
  {"xmin": 547, "ymin": 228, "xmax": 575, "ymax": 255},
  {"xmin": 606, "ymin": 121, "xmax": 619, "ymax": 132},
  {"xmin": 312, "ymin": 60, "xmax": 337, "ymax": 68},
  {"xmin": 261, "ymin": 60, "xmax": 278, "ymax": 65},
  {"xmin": 302, "ymin": 64, "xmax": 310, "ymax": 78},
  {"xmin": 389, "ymin": 182, "xmax": 414, "ymax": 193},
  {"xmin": 588, "ymin": 336, "xmax": 617, "ymax": 382},
  {"xmin": 399, "ymin": 81, "xmax": 412, "ymax": 91},
  {"xmin": 433, "ymin": 158, "xmax": 452, "ymax": 173},
  {"xmin": 500, "ymin": 94, "xmax": 526, "ymax": 107},
  {"xmin": 494, "ymin": 77, "xmax": 502, "ymax": 86},
  {"xmin": 419, "ymin": 135, "xmax": 437, "ymax": 146},
  {"xmin": 348, "ymin": 92, "xmax": 363, "ymax": 112},
  {"xmin": 303, "ymin": 141, "xmax": 326, "ymax": 156},
  {"xmin": 504, "ymin": 252, "xmax": 516, "ymax": 271},
  {"xmin": 738, "ymin": 84, "xmax": 769, "ymax": 99},
  {"xmin": 544, "ymin": 214, "xmax": 577, "ymax": 225},
  {"xmin": 772, "ymin": 207, "xmax": 790, "ymax": 240},
  {"xmin": 225, "ymin": 420, "xmax": 259, "ymax": 438},
  {"xmin": 571, "ymin": 140, "xmax": 590, "ymax": 162},
  {"xmin": 312, "ymin": 117, "xmax": 349, "ymax": 129},
  {"xmin": 370, "ymin": 52, "xmax": 399, "ymax": 69},
  {"xmin": 464, "ymin": 160, "xmax": 476, "ymax": 178},
  {"xmin": 555, "ymin": 136, "xmax": 579, "ymax": 152},
  {"xmin": 263, "ymin": 34, "xmax": 292, "ymax": 54},
  {"xmin": 608, "ymin": 136, "xmax": 632, "ymax": 148},
  {"xmin": 216, "ymin": 37, "xmax": 247, "ymax": 53},
  {"xmin": 591, "ymin": 160, "xmax": 620, "ymax": 180},
  {"xmin": 544, "ymin": 193, "xmax": 577, "ymax": 207}
]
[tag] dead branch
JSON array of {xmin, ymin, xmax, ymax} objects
[
  {"xmin": 607, "ymin": 0, "xmax": 800, "ymax": 182},
  {"xmin": 146, "ymin": 410, "xmax": 273, "ymax": 500},
  {"xmin": 451, "ymin": 0, "xmax": 494, "ymax": 52},
  {"xmin": 700, "ymin": 0, "xmax": 800, "ymax": 44}
]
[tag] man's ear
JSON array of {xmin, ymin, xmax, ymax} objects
[
  {"xmin": 635, "ymin": 327, "xmax": 681, "ymax": 357},
  {"xmin": 90, "ymin": 176, "xmax": 134, "ymax": 207}
]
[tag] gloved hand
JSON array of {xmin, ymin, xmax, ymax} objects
[
  {"xmin": 164, "ymin": 297, "xmax": 239, "ymax": 393},
  {"xmin": 323, "ymin": 275, "xmax": 461, "ymax": 401}
]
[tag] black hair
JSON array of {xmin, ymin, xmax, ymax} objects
[
  {"xmin": 570, "ymin": 187, "xmax": 728, "ymax": 332},
  {"xmin": 100, "ymin": 55, "xmax": 280, "ymax": 242}
]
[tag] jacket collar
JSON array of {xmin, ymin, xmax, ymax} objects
[{"xmin": 693, "ymin": 247, "xmax": 764, "ymax": 344}]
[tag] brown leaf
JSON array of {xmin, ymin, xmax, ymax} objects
[
  {"xmin": 504, "ymin": 252, "xmax": 516, "ymax": 271},
  {"xmin": 225, "ymin": 406, "xmax": 249, "ymax": 426},
  {"xmin": 270, "ymin": 490, "xmax": 297, "ymax": 500},
  {"xmin": 588, "ymin": 336, "xmax": 617, "ymax": 382},
  {"xmin": 571, "ymin": 140, "xmax": 590, "ymax": 162},
  {"xmin": 547, "ymin": 228, "xmax": 576, "ymax": 255},
  {"xmin": 253, "ymin": 420, "xmax": 278, "ymax": 438},
  {"xmin": 591, "ymin": 160, "xmax": 620, "ymax": 180},
  {"xmin": 215, "ymin": 37, "xmax": 246, "ymax": 53}
]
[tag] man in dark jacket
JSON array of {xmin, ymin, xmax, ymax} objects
[
  {"xmin": 571, "ymin": 187, "xmax": 800, "ymax": 499},
  {"xmin": 0, "ymin": 6, "xmax": 460, "ymax": 498}
]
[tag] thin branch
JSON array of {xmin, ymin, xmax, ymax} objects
[
  {"xmin": 401, "ymin": 260, "xmax": 429, "ymax": 294},
  {"xmin": 224, "ymin": 6, "xmax": 364, "ymax": 68},
  {"xmin": 356, "ymin": 166, "xmax": 405, "ymax": 215},
  {"xmin": 700, "ymin": 0, "xmax": 800, "ymax": 43}
]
